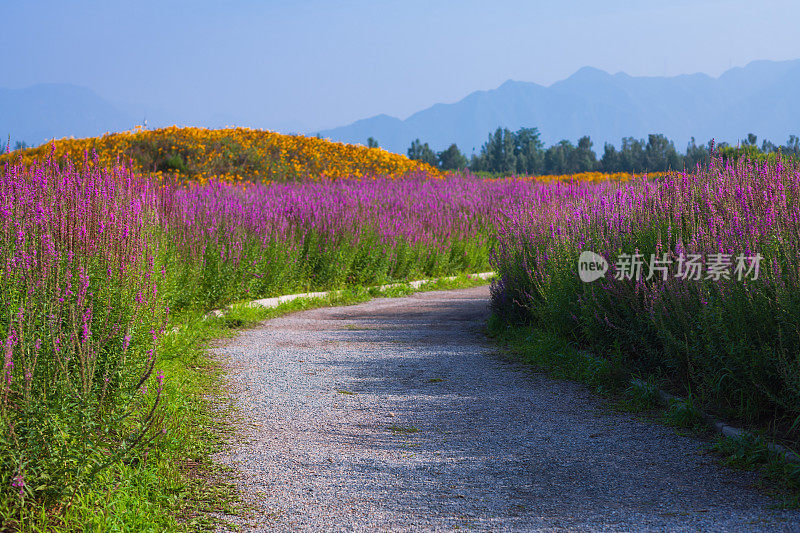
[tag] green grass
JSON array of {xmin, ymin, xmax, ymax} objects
[
  {"xmin": 3, "ymin": 304, "xmax": 262, "ymax": 532},
  {"xmin": 388, "ymin": 425, "xmax": 419, "ymax": 434},
  {"xmin": 662, "ymin": 397, "xmax": 708, "ymax": 433},
  {"xmin": 613, "ymin": 379, "xmax": 663, "ymax": 413},
  {"xmin": 3, "ymin": 274, "xmax": 491, "ymax": 531},
  {"xmin": 487, "ymin": 316, "xmax": 626, "ymax": 394},
  {"xmin": 713, "ymin": 434, "xmax": 800, "ymax": 507},
  {"xmin": 487, "ymin": 318, "xmax": 800, "ymax": 507}
]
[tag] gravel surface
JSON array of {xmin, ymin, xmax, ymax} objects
[{"xmin": 213, "ymin": 286, "xmax": 800, "ymax": 532}]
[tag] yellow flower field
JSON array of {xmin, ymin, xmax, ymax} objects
[
  {"xmin": 0, "ymin": 126, "xmax": 439, "ymax": 181},
  {"xmin": 530, "ymin": 171, "xmax": 670, "ymax": 182}
]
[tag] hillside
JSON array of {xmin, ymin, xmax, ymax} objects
[
  {"xmin": 317, "ymin": 59, "xmax": 800, "ymax": 154},
  {"xmin": 0, "ymin": 126, "xmax": 437, "ymax": 181}
]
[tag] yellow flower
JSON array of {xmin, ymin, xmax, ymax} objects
[{"xmin": 1, "ymin": 126, "xmax": 439, "ymax": 182}]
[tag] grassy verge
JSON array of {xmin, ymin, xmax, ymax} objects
[
  {"xmin": 487, "ymin": 318, "xmax": 800, "ymax": 508},
  {"xmin": 7, "ymin": 274, "xmax": 490, "ymax": 531}
]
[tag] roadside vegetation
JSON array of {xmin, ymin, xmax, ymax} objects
[
  {"xmin": 0, "ymin": 148, "xmax": 501, "ymax": 529},
  {"xmin": 489, "ymin": 154, "xmax": 800, "ymax": 450},
  {"xmin": 3, "ymin": 124, "xmax": 799, "ymax": 527},
  {"xmin": 1, "ymin": 270, "xmax": 489, "ymax": 531},
  {"xmin": 489, "ymin": 322, "xmax": 800, "ymax": 506}
]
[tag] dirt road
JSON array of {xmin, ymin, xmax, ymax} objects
[{"xmin": 214, "ymin": 286, "xmax": 800, "ymax": 532}]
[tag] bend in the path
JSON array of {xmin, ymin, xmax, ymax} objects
[{"xmin": 214, "ymin": 286, "xmax": 800, "ymax": 532}]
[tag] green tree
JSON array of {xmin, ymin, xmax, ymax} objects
[
  {"xmin": 618, "ymin": 137, "xmax": 646, "ymax": 173},
  {"xmin": 600, "ymin": 143, "xmax": 621, "ymax": 172},
  {"xmin": 644, "ymin": 134, "xmax": 682, "ymax": 171},
  {"xmin": 572, "ymin": 136, "xmax": 598, "ymax": 172},
  {"xmin": 469, "ymin": 153, "xmax": 485, "ymax": 172},
  {"xmin": 761, "ymin": 139, "xmax": 779, "ymax": 153},
  {"xmin": 684, "ymin": 137, "xmax": 710, "ymax": 170},
  {"xmin": 543, "ymin": 140, "xmax": 575, "ymax": 174},
  {"xmin": 469, "ymin": 127, "xmax": 545, "ymax": 174},
  {"xmin": 407, "ymin": 139, "xmax": 437, "ymax": 167},
  {"xmin": 437, "ymin": 144, "xmax": 468, "ymax": 171},
  {"xmin": 482, "ymin": 128, "xmax": 517, "ymax": 173},
  {"xmin": 513, "ymin": 127, "xmax": 544, "ymax": 174},
  {"xmin": 367, "ymin": 137, "xmax": 379, "ymax": 148},
  {"xmin": 782, "ymin": 135, "xmax": 800, "ymax": 156}
]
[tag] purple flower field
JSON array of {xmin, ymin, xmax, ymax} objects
[
  {"xmin": 2, "ymin": 151, "xmax": 798, "ymax": 517},
  {"xmin": 491, "ymin": 155, "xmax": 800, "ymax": 442},
  {"xmin": 0, "ymin": 157, "xmax": 517, "ymax": 510},
  {"xmin": 155, "ymin": 173, "xmax": 533, "ymax": 309},
  {"xmin": 0, "ymin": 157, "xmax": 167, "ymax": 512}
]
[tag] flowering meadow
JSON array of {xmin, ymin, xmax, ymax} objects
[
  {"xmin": 156, "ymin": 173, "xmax": 513, "ymax": 310},
  {"xmin": 0, "ymin": 154, "xmax": 526, "ymax": 519},
  {"xmin": 491, "ymin": 155, "xmax": 800, "ymax": 442},
  {"xmin": 3, "ymin": 139, "xmax": 798, "ymax": 524},
  {"xmin": 0, "ymin": 127, "xmax": 438, "ymax": 182},
  {"xmin": 0, "ymin": 157, "xmax": 168, "ymax": 519}
]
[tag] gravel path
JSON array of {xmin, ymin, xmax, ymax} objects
[{"xmin": 213, "ymin": 286, "xmax": 800, "ymax": 532}]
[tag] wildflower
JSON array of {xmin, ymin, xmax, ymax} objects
[{"xmin": 11, "ymin": 474, "xmax": 24, "ymax": 496}]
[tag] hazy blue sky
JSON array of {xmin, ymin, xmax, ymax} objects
[{"xmin": 3, "ymin": 0, "xmax": 799, "ymax": 132}]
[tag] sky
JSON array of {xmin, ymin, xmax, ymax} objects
[{"xmin": 3, "ymin": 0, "xmax": 800, "ymax": 132}]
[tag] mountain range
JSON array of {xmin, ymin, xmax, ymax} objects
[
  {"xmin": 1, "ymin": 84, "xmax": 140, "ymax": 146},
  {"xmin": 317, "ymin": 59, "xmax": 800, "ymax": 154},
  {"xmin": 3, "ymin": 59, "xmax": 800, "ymax": 154},
  {"xmin": 2, "ymin": 84, "xmax": 186, "ymax": 147}
]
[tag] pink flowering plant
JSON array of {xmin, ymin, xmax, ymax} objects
[
  {"xmin": 7, "ymin": 143, "xmax": 798, "ymax": 517},
  {"xmin": 491, "ymin": 154, "xmax": 800, "ymax": 440},
  {"xmin": 0, "ymin": 154, "xmax": 167, "ymax": 507},
  {"xmin": 155, "ymin": 174, "xmax": 511, "ymax": 311},
  {"xmin": 0, "ymin": 156, "xmax": 507, "ymax": 513}
]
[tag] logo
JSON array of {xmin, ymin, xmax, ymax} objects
[{"xmin": 578, "ymin": 251, "xmax": 609, "ymax": 282}]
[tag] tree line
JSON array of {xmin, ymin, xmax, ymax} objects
[{"xmin": 366, "ymin": 128, "xmax": 800, "ymax": 174}]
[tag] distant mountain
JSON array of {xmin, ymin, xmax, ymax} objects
[
  {"xmin": 317, "ymin": 59, "xmax": 800, "ymax": 154},
  {"xmin": 0, "ymin": 83, "xmax": 300, "ymax": 148},
  {"xmin": 0, "ymin": 84, "xmax": 140, "ymax": 146},
  {"xmin": 6, "ymin": 59, "xmax": 799, "ymax": 155}
]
